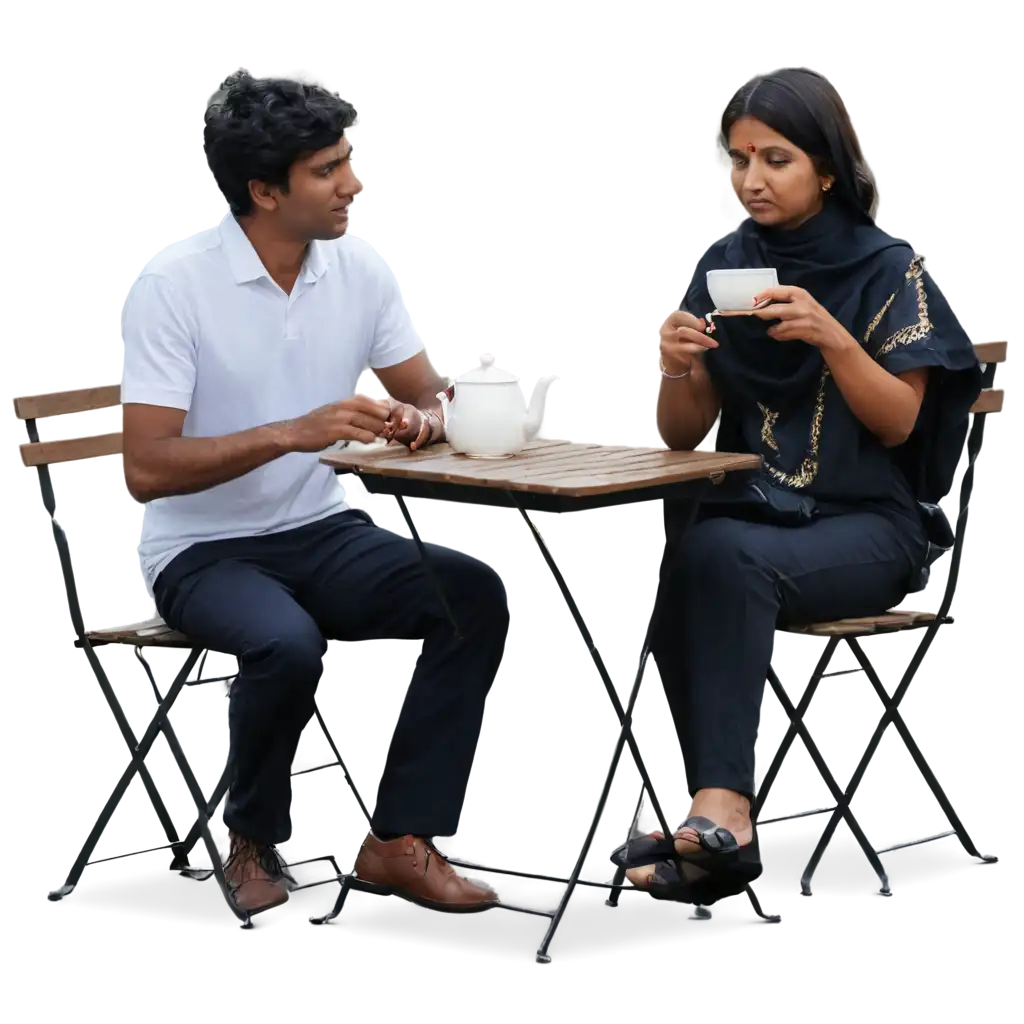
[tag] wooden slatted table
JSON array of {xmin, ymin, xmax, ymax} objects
[
  {"xmin": 313, "ymin": 438, "xmax": 766, "ymax": 961},
  {"xmin": 320, "ymin": 438, "xmax": 760, "ymax": 512}
]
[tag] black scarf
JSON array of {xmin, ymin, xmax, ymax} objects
[
  {"xmin": 688, "ymin": 197, "xmax": 913, "ymax": 409},
  {"xmin": 680, "ymin": 199, "xmax": 981, "ymax": 508}
]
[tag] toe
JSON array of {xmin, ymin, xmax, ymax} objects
[{"xmin": 626, "ymin": 863, "xmax": 658, "ymax": 887}]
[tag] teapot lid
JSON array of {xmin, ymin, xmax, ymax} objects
[{"xmin": 456, "ymin": 352, "xmax": 520, "ymax": 385}]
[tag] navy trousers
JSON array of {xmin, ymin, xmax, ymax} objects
[
  {"xmin": 652, "ymin": 509, "xmax": 927, "ymax": 800},
  {"xmin": 154, "ymin": 509, "xmax": 509, "ymax": 846}
]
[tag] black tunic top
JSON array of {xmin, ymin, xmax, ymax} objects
[{"xmin": 677, "ymin": 200, "xmax": 981, "ymax": 568}]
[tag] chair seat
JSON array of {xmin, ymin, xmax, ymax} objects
[
  {"xmin": 86, "ymin": 602, "xmax": 937, "ymax": 643},
  {"xmin": 782, "ymin": 610, "xmax": 939, "ymax": 638},
  {"xmin": 83, "ymin": 610, "xmax": 409, "ymax": 651},
  {"xmin": 85, "ymin": 616, "xmax": 193, "ymax": 648}
]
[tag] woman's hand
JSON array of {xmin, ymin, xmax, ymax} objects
[
  {"xmin": 750, "ymin": 286, "xmax": 851, "ymax": 351},
  {"xmin": 659, "ymin": 310, "xmax": 719, "ymax": 375}
]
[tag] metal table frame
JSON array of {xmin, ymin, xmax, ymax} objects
[{"xmin": 310, "ymin": 466, "xmax": 780, "ymax": 962}]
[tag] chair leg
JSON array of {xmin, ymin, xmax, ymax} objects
[
  {"xmin": 766, "ymin": 667, "xmax": 890, "ymax": 895},
  {"xmin": 605, "ymin": 785, "xmax": 645, "ymax": 908},
  {"xmin": 140, "ymin": 696, "xmax": 239, "ymax": 921},
  {"xmin": 846, "ymin": 638, "xmax": 998, "ymax": 866},
  {"xmin": 761, "ymin": 651, "xmax": 839, "ymax": 827},
  {"xmin": 831, "ymin": 622, "xmax": 991, "ymax": 856},
  {"xmin": 51, "ymin": 647, "xmax": 203, "ymax": 897},
  {"xmin": 48, "ymin": 761, "xmax": 185, "ymax": 897},
  {"xmin": 786, "ymin": 618, "xmax": 987, "ymax": 892}
]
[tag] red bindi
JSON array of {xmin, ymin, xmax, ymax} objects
[{"xmin": 746, "ymin": 143, "xmax": 756, "ymax": 153}]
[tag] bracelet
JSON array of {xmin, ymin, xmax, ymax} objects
[
  {"xmin": 660, "ymin": 359, "xmax": 692, "ymax": 380},
  {"xmin": 425, "ymin": 410, "xmax": 445, "ymax": 442}
]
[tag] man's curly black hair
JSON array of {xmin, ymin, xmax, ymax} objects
[{"xmin": 204, "ymin": 69, "xmax": 358, "ymax": 216}]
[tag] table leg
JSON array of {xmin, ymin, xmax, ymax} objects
[
  {"xmin": 390, "ymin": 486, "xmax": 733, "ymax": 961},
  {"xmin": 394, "ymin": 495, "xmax": 463, "ymax": 639},
  {"xmin": 510, "ymin": 494, "xmax": 703, "ymax": 961}
]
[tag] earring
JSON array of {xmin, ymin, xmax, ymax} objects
[{"xmin": 822, "ymin": 181, "xmax": 832, "ymax": 193}]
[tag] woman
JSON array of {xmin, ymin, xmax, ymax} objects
[{"xmin": 612, "ymin": 68, "xmax": 981, "ymax": 904}]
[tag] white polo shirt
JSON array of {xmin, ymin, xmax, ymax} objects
[{"xmin": 121, "ymin": 213, "xmax": 424, "ymax": 593}]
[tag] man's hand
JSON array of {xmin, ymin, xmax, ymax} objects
[
  {"xmin": 382, "ymin": 400, "xmax": 443, "ymax": 451},
  {"xmin": 284, "ymin": 395, "xmax": 391, "ymax": 452}
]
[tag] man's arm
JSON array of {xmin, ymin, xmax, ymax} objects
[
  {"xmin": 120, "ymin": 397, "xmax": 391, "ymax": 501},
  {"xmin": 363, "ymin": 242, "xmax": 447, "ymax": 450},
  {"xmin": 375, "ymin": 350, "xmax": 447, "ymax": 412},
  {"xmin": 124, "ymin": 404, "xmax": 285, "ymax": 502},
  {"xmin": 120, "ymin": 270, "xmax": 391, "ymax": 503},
  {"xmin": 123, "ymin": 397, "xmax": 392, "ymax": 503}
]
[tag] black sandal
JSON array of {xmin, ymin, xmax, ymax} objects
[{"xmin": 609, "ymin": 816, "xmax": 741, "ymax": 870}]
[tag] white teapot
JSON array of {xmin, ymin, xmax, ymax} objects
[{"xmin": 437, "ymin": 354, "xmax": 557, "ymax": 458}]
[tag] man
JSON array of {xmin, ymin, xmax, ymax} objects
[{"xmin": 121, "ymin": 69, "xmax": 507, "ymax": 916}]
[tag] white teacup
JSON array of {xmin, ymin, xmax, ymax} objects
[{"xmin": 706, "ymin": 268, "xmax": 779, "ymax": 311}]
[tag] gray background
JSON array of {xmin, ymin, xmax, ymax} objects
[{"xmin": 2, "ymin": 4, "xmax": 1024, "ymax": 1019}]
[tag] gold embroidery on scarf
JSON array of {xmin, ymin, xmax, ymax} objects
[
  {"xmin": 863, "ymin": 292, "xmax": 896, "ymax": 344},
  {"xmin": 762, "ymin": 367, "xmax": 829, "ymax": 489},
  {"xmin": 753, "ymin": 257, "xmax": 926, "ymax": 490},
  {"xmin": 875, "ymin": 256, "xmax": 932, "ymax": 358},
  {"xmin": 758, "ymin": 403, "xmax": 780, "ymax": 452}
]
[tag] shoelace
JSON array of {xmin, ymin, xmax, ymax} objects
[
  {"xmin": 409, "ymin": 838, "xmax": 455, "ymax": 878},
  {"xmin": 224, "ymin": 831, "xmax": 284, "ymax": 888}
]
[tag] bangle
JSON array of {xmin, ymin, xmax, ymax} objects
[
  {"xmin": 660, "ymin": 358, "xmax": 691, "ymax": 379},
  {"xmin": 425, "ymin": 410, "xmax": 445, "ymax": 442}
]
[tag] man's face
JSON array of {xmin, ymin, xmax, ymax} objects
[{"xmin": 260, "ymin": 137, "xmax": 363, "ymax": 240}]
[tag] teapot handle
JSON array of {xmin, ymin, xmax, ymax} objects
[{"xmin": 524, "ymin": 372, "xmax": 557, "ymax": 444}]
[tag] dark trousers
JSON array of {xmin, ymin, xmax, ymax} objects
[
  {"xmin": 652, "ymin": 509, "xmax": 926, "ymax": 800},
  {"xmin": 154, "ymin": 509, "xmax": 509, "ymax": 846}
]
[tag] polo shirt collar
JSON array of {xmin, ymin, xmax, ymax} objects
[
  {"xmin": 219, "ymin": 213, "xmax": 333, "ymax": 286},
  {"xmin": 302, "ymin": 238, "xmax": 331, "ymax": 283}
]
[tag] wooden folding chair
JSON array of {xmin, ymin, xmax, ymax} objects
[
  {"xmin": 754, "ymin": 341, "xmax": 1006, "ymax": 894},
  {"xmin": 11, "ymin": 382, "xmax": 385, "ymax": 913},
  {"xmin": 606, "ymin": 342, "xmax": 1005, "ymax": 906}
]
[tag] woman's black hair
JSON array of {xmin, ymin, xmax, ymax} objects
[
  {"xmin": 204, "ymin": 69, "xmax": 358, "ymax": 216},
  {"xmin": 720, "ymin": 68, "xmax": 878, "ymax": 220}
]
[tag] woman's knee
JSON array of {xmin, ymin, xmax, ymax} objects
[{"xmin": 667, "ymin": 518, "xmax": 771, "ymax": 590}]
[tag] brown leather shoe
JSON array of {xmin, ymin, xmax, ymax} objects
[
  {"xmin": 353, "ymin": 833, "xmax": 499, "ymax": 912},
  {"xmin": 223, "ymin": 833, "xmax": 290, "ymax": 915}
]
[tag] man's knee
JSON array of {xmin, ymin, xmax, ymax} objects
[
  {"xmin": 239, "ymin": 627, "xmax": 326, "ymax": 689},
  {"xmin": 443, "ymin": 552, "xmax": 509, "ymax": 632}
]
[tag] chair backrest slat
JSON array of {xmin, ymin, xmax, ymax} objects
[
  {"xmin": 11, "ymin": 380, "xmax": 391, "ymax": 643},
  {"xmin": 970, "ymin": 335, "xmax": 1003, "ymax": 368},
  {"xmin": 18, "ymin": 428, "xmax": 123, "ymax": 468},
  {"xmin": 966, "ymin": 385, "xmax": 1007, "ymax": 413},
  {"xmin": 12, "ymin": 380, "xmax": 391, "ymax": 468},
  {"xmin": 11, "ymin": 382, "xmax": 120, "ymax": 421}
]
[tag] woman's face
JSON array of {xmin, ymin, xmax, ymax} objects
[{"xmin": 727, "ymin": 117, "xmax": 833, "ymax": 229}]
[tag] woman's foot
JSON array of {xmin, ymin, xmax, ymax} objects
[{"xmin": 625, "ymin": 789, "xmax": 753, "ymax": 887}]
